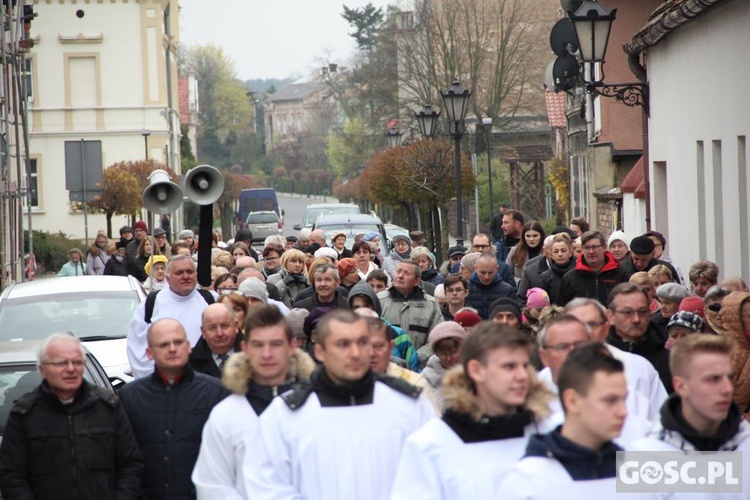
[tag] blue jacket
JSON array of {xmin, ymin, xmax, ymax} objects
[
  {"xmin": 466, "ymin": 271, "xmax": 516, "ymax": 319},
  {"xmin": 118, "ymin": 366, "xmax": 228, "ymax": 499}
]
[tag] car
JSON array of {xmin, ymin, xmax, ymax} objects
[
  {"xmin": 237, "ymin": 188, "xmax": 281, "ymax": 229},
  {"xmin": 0, "ymin": 340, "xmax": 116, "ymax": 439},
  {"xmin": 0, "ymin": 275, "xmax": 146, "ymax": 386},
  {"xmin": 384, "ymin": 224, "xmax": 410, "ymax": 246},
  {"xmin": 245, "ymin": 211, "xmax": 283, "ymax": 242},
  {"xmin": 312, "ymin": 213, "xmax": 389, "ymax": 255},
  {"xmin": 293, "ymin": 203, "xmax": 361, "ymax": 230}
]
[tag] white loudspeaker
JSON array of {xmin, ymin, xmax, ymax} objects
[
  {"xmin": 183, "ymin": 165, "xmax": 225, "ymax": 206},
  {"xmin": 142, "ymin": 169, "xmax": 184, "ymax": 215}
]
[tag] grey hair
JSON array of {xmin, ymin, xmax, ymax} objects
[
  {"xmin": 537, "ymin": 314, "xmax": 592, "ymax": 348},
  {"xmin": 37, "ymin": 332, "xmax": 84, "ymax": 368},
  {"xmin": 411, "ymin": 246, "xmax": 435, "ymax": 266},
  {"xmin": 264, "ymin": 235, "xmax": 286, "ymax": 248},
  {"xmin": 398, "ymin": 259, "xmax": 422, "ymax": 279},
  {"xmin": 167, "ymin": 254, "xmax": 195, "ymax": 275},
  {"xmin": 543, "ymin": 235, "xmax": 555, "ymax": 249},
  {"xmin": 314, "ymin": 263, "xmax": 340, "ymax": 280},
  {"xmin": 565, "ymin": 297, "xmax": 608, "ymax": 322},
  {"xmin": 298, "ymin": 228, "xmax": 312, "ymax": 240}
]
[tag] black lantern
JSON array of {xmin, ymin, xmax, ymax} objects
[
  {"xmin": 568, "ymin": 1, "xmax": 616, "ymax": 67},
  {"xmin": 385, "ymin": 127, "xmax": 403, "ymax": 148},
  {"xmin": 441, "ymin": 81, "xmax": 471, "ymax": 126},
  {"xmin": 415, "ymin": 105, "xmax": 440, "ymax": 138},
  {"xmin": 441, "ymin": 80, "xmax": 472, "ymax": 247}
]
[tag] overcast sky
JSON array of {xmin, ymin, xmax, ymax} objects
[{"xmin": 179, "ymin": 0, "xmax": 394, "ymax": 81}]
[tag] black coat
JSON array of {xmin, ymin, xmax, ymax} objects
[
  {"xmin": 618, "ymin": 257, "xmax": 679, "ymax": 283},
  {"xmin": 0, "ymin": 381, "xmax": 143, "ymax": 500},
  {"xmin": 188, "ymin": 335, "xmax": 244, "ymax": 378},
  {"xmin": 540, "ymin": 258, "xmax": 576, "ymax": 306},
  {"xmin": 295, "ymin": 291, "xmax": 350, "ymax": 312},
  {"xmin": 607, "ymin": 324, "xmax": 673, "ymax": 393},
  {"xmin": 517, "ymin": 255, "xmax": 551, "ymax": 305},
  {"xmin": 104, "ymin": 255, "xmax": 129, "ymax": 276},
  {"xmin": 558, "ymin": 252, "xmax": 630, "ymax": 307},
  {"xmin": 466, "ymin": 271, "xmax": 516, "ymax": 319},
  {"xmin": 118, "ymin": 366, "xmax": 228, "ymax": 499}
]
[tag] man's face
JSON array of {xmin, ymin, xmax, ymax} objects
[
  {"xmin": 501, "ymin": 215, "xmax": 522, "ymax": 238},
  {"xmin": 146, "ymin": 321, "xmax": 192, "ymax": 374},
  {"xmin": 580, "ymin": 238, "xmax": 605, "ymax": 269},
  {"xmin": 567, "ymin": 304, "xmax": 610, "ymax": 341},
  {"xmin": 539, "ymin": 322, "xmax": 590, "ymax": 383},
  {"xmin": 242, "ymin": 324, "xmax": 295, "ymax": 386},
  {"xmin": 475, "ymin": 258, "xmax": 498, "ymax": 286},
  {"xmin": 315, "ymin": 319, "xmax": 372, "ymax": 384},
  {"xmin": 675, "ymin": 353, "xmax": 733, "ymax": 428},
  {"xmin": 492, "ymin": 311, "xmax": 520, "ymax": 327},
  {"xmin": 660, "ymin": 298, "xmax": 680, "ymax": 319},
  {"xmin": 135, "ymin": 228, "xmax": 147, "ymax": 241},
  {"xmin": 39, "ymin": 340, "xmax": 85, "ymax": 399},
  {"xmin": 201, "ymin": 305, "xmax": 239, "ymax": 356},
  {"xmin": 631, "ymin": 252, "xmax": 652, "ymax": 271},
  {"xmin": 285, "ymin": 240, "xmax": 296, "ymax": 250},
  {"xmin": 469, "ymin": 347, "xmax": 530, "ymax": 413},
  {"xmin": 367, "ymin": 279, "xmax": 387, "ymax": 294},
  {"xmin": 472, "ymin": 235, "xmax": 492, "ymax": 253},
  {"xmin": 369, "ymin": 328, "xmax": 392, "ymax": 374},
  {"xmin": 314, "ymin": 269, "xmax": 340, "ymax": 301},
  {"xmin": 155, "ymin": 234, "xmax": 167, "ymax": 248},
  {"xmin": 310, "ymin": 231, "xmax": 326, "ymax": 246},
  {"xmin": 167, "ymin": 259, "xmax": 198, "ymax": 296},
  {"xmin": 444, "ymin": 281, "xmax": 469, "ymax": 307},
  {"xmin": 394, "ymin": 263, "xmax": 419, "ymax": 295},
  {"xmin": 607, "ymin": 292, "xmax": 650, "ymax": 342},
  {"xmin": 566, "ymin": 371, "xmax": 628, "ymax": 446}
]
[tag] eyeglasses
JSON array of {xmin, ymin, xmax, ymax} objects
[
  {"xmin": 473, "ymin": 244, "xmax": 490, "ymax": 249},
  {"xmin": 706, "ymin": 303, "xmax": 722, "ymax": 313},
  {"xmin": 436, "ymin": 346, "xmax": 460, "ymax": 357},
  {"xmin": 543, "ymin": 340, "xmax": 588, "ymax": 352},
  {"xmin": 613, "ymin": 309, "xmax": 650, "ymax": 318},
  {"xmin": 151, "ymin": 339, "xmax": 187, "ymax": 350},
  {"xmin": 585, "ymin": 320, "xmax": 606, "ymax": 329},
  {"xmin": 582, "ymin": 244, "xmax": 604, "ymax": 252},
  {"xmin": 43, "ymin": 359, "xmax": 85, "ymax": 368},
  {"xmin": 445, "ymin": 288, "xmax": 466, "ymax": 294},
  {"xmin": 264, "ymin": 256, "xmax": 279, "ymax": 262}
]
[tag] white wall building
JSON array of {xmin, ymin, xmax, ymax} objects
[
  {"xmin": 28, "ymin": 0, "xmax": 180, "ymax": 241},
  {"xmin": 626, "ymin": 0, "xmax": 750, "ymax": 281}
]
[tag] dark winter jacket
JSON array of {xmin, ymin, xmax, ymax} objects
[
  {"xmin": 0, "ymin": 381, "xmax": 143, "ymax": 500},
  {"xmin": 558, "ymin": 251, "xmax": 629, "ymax": 307},
  {"xmin": 540, "ymin": 257, "xmax": 576, "ymax": 306},
  {"xmin": 618, "ymin": 257, "xmax": 679, "ymax": 283},
  {"xmin": 466, "ymin": 271, "xmax": 516, "ymax": 320},
  {"xmin": 347, "ymin": 280, "xmax": 383, "ymax": 315},
  {"xmin": 118, "ymin": 366, "xmax": 228, "ymax": 500},
  {"xmin": 268, "ymin": 269, "xmax": 309, "ymax": 308},
  {"xmin": 494, "ymin": 235, "xmax": 520, "ymax": 263},
  {"xmin": 607, "ymin": 323, "xmax": 673, "ymax": 393},
  {"xmin": 295, "ymin": 290, "xmax": 350, "ymax": 312},
  {"xmin": 188, "ymin": 334, "xmax": 244, "ymax": 379},
  {"xmin": 517, "ymin": 254, "xmax": 550, "ymax": 305},
  {"xmin": 294, "ymin": 284, "xmax": 349, "ymax": 304},
  {"xmin": 524, "ymin": 426, "xmax": 622, "ymax": 480},
  {"xmin": 421, "ymin": 268, "xmax": 445, "ymax": 286},
  {"xmin": 129, "ymin": 254, "xmax": 149, "ymax": 283},
  {"xmin": 104, "ymin": 255, "xmax": 129, "ymax": 276}
]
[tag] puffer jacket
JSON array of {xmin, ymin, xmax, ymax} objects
[
  {"xmin": 422, "ymin": 355, "xmax": 448, "ymax": 411},
  {"xmin": 465, "ymin": 271, "xmax": 516, "ymax": 319},
  {"xmin": 268, "ymin": 268, "xmax": 309, "ymax": 308},
  {"xmin": 723, "ymin": 292, "xmax": 750, "ymax": 414},
  {"xmin": 0, "ymin": 381, "xmax": 143, "ymax": 499},
  {"xmin": 540, "ymin": 257, "xmax": 576, "ymax": 306},
  {"xmin": 558, "ymin": 251, "xmax": 629, "ymax": 307},
  {"xmin": 118, "ymin": 366, "xmax": 228, "ymax": 499}
]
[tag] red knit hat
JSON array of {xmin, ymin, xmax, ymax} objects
[
  {"xmin": 453, "ymin": 310, "xmax": 482, "ymax": 328},
  {"xmin": 679, "ymin": 296, "xmax": 706, "ymax": 321}
]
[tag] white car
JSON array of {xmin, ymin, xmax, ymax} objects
[{"xmin": 0, "ymin": 275, "xmax": 146, "ymax": 386}]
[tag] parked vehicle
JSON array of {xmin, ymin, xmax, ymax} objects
[
  {"xmin": 0, "ymin": 340, "xmax": 116, "ymax": 438},
  {"xmin": 245, "ymin": 211, "xmax": 283, "ymax": 243},
  {"xmin": 294, "ymin": 203, "xmax": 361, "ymax": 230},
  {"xmin": 0, "ymin": 275, "xmax": 146, "ymax": 386},
  {"xmin": 237, "ymin": 188, "xmax": 281, "ymax": 229},
  {"xmin": 312, "ymin": 213, "xmax": 389, "ymax": 255},
  {"xmin": 384, "ymin": 224, "xmax": 410, "ymax": 247}
]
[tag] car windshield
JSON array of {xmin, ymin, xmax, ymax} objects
[
  {"xmin": 0, "ymin": 292, "xmax": 139, "ymax": 342},
  {"xmin": 321, "ymin": 225, "xmax": 385, "ymax": 251},
  {"xmin": 305, "ymin": 207, "xmax": 359, "ymax": 227},
  {"xmin": 247, "ymin": 213, "xmax": 278, "ymax": 224}
]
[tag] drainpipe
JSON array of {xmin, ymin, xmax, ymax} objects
[{"xmin": 628, "ymin": 52, "xmax": 651, "ymax": 231}]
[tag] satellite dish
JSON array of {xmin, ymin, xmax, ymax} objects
[
  {"xmin": 553, "ymin": 55, "xmax": 580, "ymax": 91},
  {"xmin": 550, "ymin": 18, "xmax": 579, "ymax": 56}
]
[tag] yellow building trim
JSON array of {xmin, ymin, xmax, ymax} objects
[{"xmin": 63, "ymin": 52, "xmax": 103, "ymax": 131}]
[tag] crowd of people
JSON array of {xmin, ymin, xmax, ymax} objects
[{"xmin": 3, "ymin": 207, "xmax": 750, "ymax": 498}]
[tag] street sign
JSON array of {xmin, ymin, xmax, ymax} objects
[{"xmin": 65, "ymin": 139, "xmax": 103, "ymax": 202}]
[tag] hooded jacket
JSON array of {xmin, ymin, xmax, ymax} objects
[
  {"xmin": 392, "ymin": 365, "xmax": 553, "ymax": 500},
  {"xmin": 723, "ymin": 292, "xmax": 750, "ymax": 413},
  {"xmin": 192, "ymin": 349, "xmax": 315, "ymax": 499},
  {"xmin": 347, "ymin": 280, "xmax": 383, "ymax": 315},
  {"xmin": 559, "ymin": 251, "xmax": 629, "ymax": 306},
  {"xmin": 607, "ymin": 323, "xmax": 672, "ymax": 393},
  {"xmin": 465, "ymin": 270, "xmax": 516, "ymax": 319}
]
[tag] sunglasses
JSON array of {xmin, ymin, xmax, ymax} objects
[{"xmin": 706, "ymin": 303, "xmax": 722, "ymax": 313}]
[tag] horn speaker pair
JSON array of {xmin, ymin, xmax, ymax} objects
[{"xmin": 142, "ymin": 165, "xmax": 225, "ymax": 214}]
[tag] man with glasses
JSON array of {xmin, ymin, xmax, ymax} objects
[
  {"xmin": 559, "ymin": 230, "xmax": 629, "ymax": 307},
  {"xmin": 441, "ymin": 275, "xmax": 469, "ymax": 320},
  {"xmin": 119, "ymin": 319, "xmax": 228, "ymax": 499},
  {"xmin": 0, "ymin": 333, "xmax": 143, "ymax": 499},
  {"xmin": 606, "ymin": 283, "xmax": 673, "ymax": 392}
]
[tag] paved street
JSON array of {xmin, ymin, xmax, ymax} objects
[{"xmin": 277, "ymin": 193, "xmax": 340, "ymax": 238}]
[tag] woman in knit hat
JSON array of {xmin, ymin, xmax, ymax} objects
[
  {"xmin": 86, "ymin": 231, "xmax": 115, "ymax": 275},
  {"xmin": 383, "ymin": 234, "xmax": 412, "ymax": 279},
  {"xmin": 607, "ymin": 230, "xmax": 630, "ymax": 263},
  {"xmin": 142, "ymin": 255, "xmax": 169, "ymax": 292},
  {"xmin": 422, "ymin": 321, "xmax": 467, "ymax": 411}
]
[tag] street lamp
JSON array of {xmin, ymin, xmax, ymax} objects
[
  {"xmin": 482, "ymin": 117, "xmax": 494, "ymax": 215},
  {"xmin": 385, "ymin": 127, "xmax": 403, "ymax": 148},
  {"xmin": 567, "ymin": 1, "xmax": 648, "ymax": 111},
  {"xmin": 415, "ymin": 104, "xmax": 440, "ymax": 139},
  {"xmin": 142, "ymin": 130, "xmax": 151, "ymax": 160},
  {"xmin": 441, "ymin": 80, "xmax": 472, "ymax": 247}
]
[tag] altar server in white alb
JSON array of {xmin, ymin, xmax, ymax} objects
[
  {"xmin": 191, "ymin": 305, "xmax": 315, "ymax": 499},
  {"xmin": 500, "ymin": 342, "xmax": 628, "ymax": 498},
  {"xmin": 244, "ymin": 308, "xmax": 436, "ymax": 499},
  {"xmin": 391, "ymin": 322, "xmax": 555, "ymax": 499}
]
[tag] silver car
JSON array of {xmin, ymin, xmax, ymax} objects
[
  {"xmin": 0, "ymin": 275, "xmax": 146, "ymax": 386},
  {"xmin": 245, "ymin": 211, "xmax": 283, "ymax": 243}
]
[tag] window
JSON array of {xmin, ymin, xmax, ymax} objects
[
  {"xmin": 21, "ymin": 57, "xmax": 32, "ymax": 100},
  {"xmin": 25, "ymin": 158, "xmax": 38, "ymax": 208}
]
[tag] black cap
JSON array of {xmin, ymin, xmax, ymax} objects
[
  {"xmin": 235, "ymin": 229, "xmax": 253, "ymax": 243},
  {"xmin": 448, "ymin": 245, "xmax": 467, "ymax": 258},
  {"xmin": 630, "ymin": 235, "xmax": 655, "ymax": 255},
  {"xmin": 119, "ymin": 225, "xmax": 133, "ymax": 235},
  {"xmin": 550, "ymin": 226, "xmax": 577, "ymax": 239},
  {"xmin": 488, "ymin": 298, "xmax": 522, "ymax": 323},
  {"xmin": 303, "ymin": 307, "xmax": 331, "ymax": 338},
  {"xmin": 286, "ymin": 235, "xmax": 299, "ymax": 243}
]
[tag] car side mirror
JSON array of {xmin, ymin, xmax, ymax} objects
[{"xmin": 293, "ymin": 224, "xmax": 301, "ymax": 230}]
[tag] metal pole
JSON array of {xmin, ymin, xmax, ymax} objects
[
  {"xmin": 486, "ymin": 126, "xmax": 493, "ymax": 215},
  {"xmin": 454, "ymin": 127, "xmax": 463, "ymax": 248},
  {"xmin": 80, "ymin": 139, "xmax": 89, "ymax": 249},
  {"xmin": 472, "ymin": 154, "xmax": 479, "ymax": 235},
  {"xmin": 144, "ymin": 134, "xmax": 149, "ymax": 160}
]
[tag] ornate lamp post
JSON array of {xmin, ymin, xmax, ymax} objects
[
  {"xmin": 441, "ymin": 81, "xmax": 472, "ymax": 247},
  {"xmin": 415, "ymin": 104, "xmax": 440, "ymax": 139},
  {"xmin": 482, "ymin": 117, "xmax": 494, "ymax": 215},
  {"xmin": 385, "ymin": 127, "xmax": 403, "ymax": 148}
]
